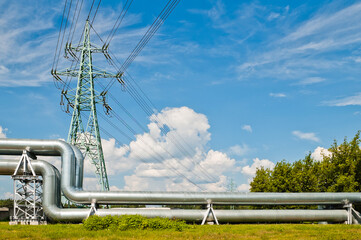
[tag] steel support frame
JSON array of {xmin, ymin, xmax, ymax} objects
[
  {"xmin": 201, "ymin": 203, "xmax": 219, "ymax": 225},
  {"xmin": 343, "ymin": 203, "xmax": 358, "ymax": 225},
  {"xmin": 10, "ymin": 150, "xmax": 46, "ymax": 225}
]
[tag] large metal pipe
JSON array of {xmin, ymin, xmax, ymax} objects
[
  {"xmin": 97, "ymin": 208, "xmax": 348, "ymax": 223},
  {"xmin": 1, "ymin": 138, "xmax": 361, "ymax": 205},
  {"xmin": 0, "ymin": 159, "xmax": 349, "ymax": 222}
]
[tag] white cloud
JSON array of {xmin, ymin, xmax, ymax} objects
[
  {"xmin": 241, "ymin": 124, "xmax": 252, "ymax": 133},
  {"xmin": 0, "ymin": 126, "xmax": 7, "ymax": 138},
  {"xmin": 188, "ymin": 0, "xmax": 225, "ymax": 22},
  {"xmin": 237, "ymin": 2, "xmax": 361, "ymax": 82},
  {"xmin": 241, "ymin": 158, "xmax": 275, "ymax": 177},
  {"xmin": 0, "ymin": 1, "xmax": 57, "ymax": 87},
  {"xmin": 283, "ymin": 3, "xmax": 361, "ymax": 42},
  {"xmin": 83, "ymin": 177, "xmax": 102, "ymax": 191},
  {"xmin": 292, "ymin": 130, "xmax": 320, "ymax": 142},
  {"xmin": 323, "ymin": 93, "xmax": 361, "ymax": 106},
  {"xmin": 267, "ymin": 12, "xmax": 280, "ymax": 21},
  {"xmin": 237, "ymin": 183, "xmax": 250, "ymax": 192},
  {"xmin": 109, "ymin": 185, "xmax": 121, "ymax": 191},
  {"xmin": 0, "ymin": 65, "xmax": 9, "ymax": 74},
  {"xmin": 228, "ymin": 144, "xmax": 250, "ymax": 156},
  {"xmin": 311, "ymin": 146, "xmax": 332, "ymax": 162},
  {"xmin": 269, "ymin": 93, "xmax": 286, "ymax": 98},
  {"xmin": 199, "ymin": 150, "xmax": 235, "ymax": 176},
  {"xmin": 297, "ymin": 77, "xmax": 325, "ymax": 85},
  {"xmin": 0, "ymin": 1, "xmax": 166, "ymax": 88},
  {"xmin": 353, "ymin": 57, "xmax": 361, "ymax": 63},
  {"xmin": 87, "ymin": 107, "xmax": 237, "ymax": 192}
]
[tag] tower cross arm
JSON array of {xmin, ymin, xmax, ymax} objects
[
  {"xmin": 92, "ymin": 67, "xmax": 119, "ymax": 79},
  {"xmin": 55, "ymin": 68, "xmax": 79, "ymax": 78},
  {"xmin": 67, "ymin": 42, "xmax": 106, "ymax": 54},
  {"xmin": 55, "ymin": 67, "xmax": 119, "ymax": 79}
]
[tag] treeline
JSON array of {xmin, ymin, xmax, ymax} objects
[
  {"xmin": 0, "ymin": 199, "xmax": 12, "ymax": 208},
  {"xmin": 250, "ymin": 132, "xmax": 361, "ymax": 193}
]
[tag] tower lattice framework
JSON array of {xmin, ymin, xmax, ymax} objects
[{"xmin": 56, "ymin": 20, "xmax": 121, "ymax": 191}]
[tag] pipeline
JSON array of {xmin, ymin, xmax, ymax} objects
[
  {"xmin": 1, "ymin": 138, "xmax": 361, "ymax": 205},
  {"xmin": 0, "ymin": 138, "xmax": 358, "ymax": 222},
  {"xmin": 0, "ymin": 159, "xmax": 349, "ymax": 222}
]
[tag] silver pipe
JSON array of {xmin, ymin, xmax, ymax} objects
[
  {"xmin": 1, "ymin": 139, "xmax": 361, "ymax": 205},
  {"xmin": 97, "ymin": 209, "xmax": 348, "ymax": 223},
  {"xmin": 0, "ymin": 158, "xmax": 349, "ymax": 223},
  {"xmin": 69, "ymin": 145, "xmax": 83, "ymax": 189}
]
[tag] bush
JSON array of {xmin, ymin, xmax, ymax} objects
[{"xmin": 83, "ymin": 215, "xmax": 189, "ymax": 232}]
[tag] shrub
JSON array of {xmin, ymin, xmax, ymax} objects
[
  {"xmin": 82, "ymin": 215, "xmax": 103, "ymax": 231},
  {"xmin": 83, "ymin": 215, "xmax": 189, "ymax": 231}
]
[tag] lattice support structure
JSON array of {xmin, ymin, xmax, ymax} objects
[
  {"xmin": 10, "ymin": 150, "xmax": 46, "ymax": 225},
  {"xmin": 54, "ymin": 20, "xmax": 121, "ymax": 191}
]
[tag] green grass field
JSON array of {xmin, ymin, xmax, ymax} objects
[{"xmin": 1, "ymin": 222, "xmax": 361, "ymax": 239}]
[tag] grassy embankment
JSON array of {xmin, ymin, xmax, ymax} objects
[{"xmin": 1, "ymin": 222, "xmax": 361, "ymax": 239}]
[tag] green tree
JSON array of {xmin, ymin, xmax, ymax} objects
[
  {"xmin": 269, "ymin": 161, "xmax": 293, "ymax": 192},
  {"xmin": 290, "ymin": 154, "xmax": 320, "ymax": 192},
  {"xmin": 250, "ymin": 167, "xmax": 272, "ymax": 192},
  {"xmin": 250, "ymin": 131, "xmax": 361, "ymax": 194}
]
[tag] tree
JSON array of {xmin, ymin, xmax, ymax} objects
[
  {"xmin": 250, "ymin": 131, "xmax": 361, "ymax": 194},
  {"xmin": 250, "ymin": 167, "xmax": 272, "ymax": 192}
]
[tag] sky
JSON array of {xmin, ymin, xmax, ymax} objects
[{"xmin": 1, "ymin": 0, "xmax": 361, "ymax": 197}]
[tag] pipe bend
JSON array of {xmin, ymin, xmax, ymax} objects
[{"xmin": 0, "ymin": 138, "xmax": 77, "ymax": 196}]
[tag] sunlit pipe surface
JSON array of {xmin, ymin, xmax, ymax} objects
[
  {"xmin": 0, "ymin": 159, "xmax": 349, "ymax": 222},
  {"xmin": 1, "ymin": 138, "xmax": 361, "ymax": 205}
]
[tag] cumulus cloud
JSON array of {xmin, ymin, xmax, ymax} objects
[
  {"xmin": 0, "ymin": 126, "xmax": 7, "ymax": 138},
  {"xmin": 93, "ymin": 107, "xmax": 236, "ymax": 192},
  {"xmin": 241, "ymin": 124, "xmax": 252, "ymax": 133},
  {"xmin": 237, "ymin": 183, "xmax": 250, "ymax": 192},
  {"xmin": 228, "ymin": 144, "xmax": 250, "ymax": 157},
  {"xmin": 292, "ymin": 130, "xmax": 320, "ymax": 142},
  {"xmin": 241, "ymin": 158, "xmax": 275, "ymax": 177},
  {"xmin": 83, "ymin": 177, "xmax": 102, "ymax": 191},
  {"xmin": 311, "ymin": 146, "xmax": 332, "ymax": 161}
]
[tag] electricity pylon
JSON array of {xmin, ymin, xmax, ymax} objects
[{"xmin": 53, "ymin": 20, "xmax": 122, "ymax": 191}]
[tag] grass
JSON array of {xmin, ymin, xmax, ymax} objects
[{"xmin": 1, "ymin": 222, "xmax": 361, "ymax": 239}]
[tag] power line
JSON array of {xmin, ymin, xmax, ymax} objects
[
  {"xmin": 104, "ymin": 0, "xmax": 180, "ymax": 92},
  {"xmin": 66, "ymin": 0, "xmax": 81, "ymax": 45},
  {"xmin": 98, "ymin": 80, "xmax": 213, "ymax": 184},
  {"xmin": 52, "ymin": 0, "xmax": 69, "ymax": 89},
  {"xmin": 105, "ymin": 0, "xmax": 133, "ymax": 45},
  {"xmin": 90, "ymin": 23, "xmax": 218, "ymax": 183},
  {"xmin": 121, "ymin": 0, "xmax": 180, "ymax": 71},
  {"xmin": 55, "ymin": 0, "xmax": 214, "ymax": 187},
  {"xmin": 55, "ymin": 0, "xmax": 73, "ymax": 69},
  {"xmin": 70, "ymin": 0, "xmax": 84, "ymax": 43},
  {"xmin": 86, "ymin": 0, "xmax": 96, "ymax": 20},
  {"xmin": 91, "ymin": 0, "xmax": 102, "ymax": 25}
]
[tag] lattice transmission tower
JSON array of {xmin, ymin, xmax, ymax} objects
[{"xmin": 53, "ymin": 20, "xmax": 122, "ymax": 191}]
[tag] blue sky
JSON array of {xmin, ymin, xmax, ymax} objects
[{"xmin": 1, "ymin": 0, "xmax": 361, "ymax": 195}]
